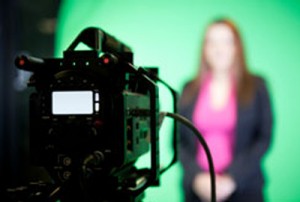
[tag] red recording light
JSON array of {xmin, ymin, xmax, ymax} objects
[
  {"xmin": 19, "ymin": 59, "xmax": 25, "ymax": 66},
  {"xmin": 103, "ymin": 57, "xmax": 110, "ymax": 64}
]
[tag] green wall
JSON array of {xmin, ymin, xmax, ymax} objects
[{"xmin": 56, "ymin": 0, "xmax": 300, "ymax": 201}]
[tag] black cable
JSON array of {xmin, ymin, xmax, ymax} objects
[
  {"xmin": 161, "ymin": 112, "xmax": 216, "ymax": 202},
  {"xmin": 137, "ymin": 67, "xmax": 178, "ymax": 175},
  {"xmin": 133, "ymin": 66, "xmax": 216, "ymax": 201},
  {"xmin": 156, "ymin": 78, "xmax": 178, "ymax": 175}
]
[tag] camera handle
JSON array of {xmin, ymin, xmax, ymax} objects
[{"xmin": 66, "ymin": 27, "xmax": 131, "ymax": 56}]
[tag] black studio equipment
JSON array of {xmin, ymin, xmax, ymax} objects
[{"xmin": 4, "ymin": 28, "xmax": 216, "ymax": 202}]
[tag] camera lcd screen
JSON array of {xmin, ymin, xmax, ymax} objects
[{"xmin": 52, "ymin": 91, "xmax": 93, "ymax": 115}]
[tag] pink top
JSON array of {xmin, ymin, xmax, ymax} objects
[{"xmin": 192, "ymin": 76, "xmax": 237, "ymax": 174}]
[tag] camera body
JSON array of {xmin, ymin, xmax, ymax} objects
[
  {"xmin": 27, "ymin": 49, "xmax": 151, "ymax": 183},
  {"xmin": 14, "ymin": 27, "xmax": 160, "ymax": 201}
]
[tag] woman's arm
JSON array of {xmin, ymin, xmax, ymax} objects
[{"xmin": 227, "ymin": 77, "xmax": 273, "ymax": 189}]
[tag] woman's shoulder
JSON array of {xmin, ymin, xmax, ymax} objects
[
  {"xmin": 179, "ymin": 79, "xmax": 198, "ymax": 107},
  {"xmin": 181, "ymin": 79, "xmax": 196, "ymax": 91},
  {"xmin": 252, "ymin": 74, "xmax": 266, "ymax": 85},
  {"xmin": 251, "ymin": 74, "xmax": 269, "ymax": 91},
  {"xmin": 251, "ymin": 74, "xmax": 271, "ymax": 102}
]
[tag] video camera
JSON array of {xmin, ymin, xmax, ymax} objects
[{"xmin": 12, "ymin": 27, "xmax": 162, "ymax": 202}]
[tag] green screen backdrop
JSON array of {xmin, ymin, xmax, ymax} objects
[{"xmin": 55, "ymin": 0, "xmax": 300, "ymax": 201}]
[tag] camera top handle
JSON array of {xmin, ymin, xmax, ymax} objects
[{"xmin": 67, "ymin": 27, "xmax": 132, "ymax": 62}]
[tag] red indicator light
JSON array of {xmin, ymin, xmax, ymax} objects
[
  {"xmin": 19, "ymin": 59, "xmax": 25, "ymax": 66},
  {"xmin": 103, "ymin": 58, "xmax": 110, "ymax": 64},
  {"xmin": 94, "ymin": 119, "xmax": 103, "ymax": 128}
]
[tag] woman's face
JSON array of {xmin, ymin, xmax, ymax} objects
[{"xmin": 204, "ymin": 23, "xmax": 236, "ymax": 73}]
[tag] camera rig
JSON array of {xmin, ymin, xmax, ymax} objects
[{"xmin": 13, "ymin": 27, "xmax": 162, "ymax": 202}]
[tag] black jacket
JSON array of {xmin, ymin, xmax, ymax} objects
[{"xmin": 179, "ymin": 76, "xmax": 273, "ymax": 202}]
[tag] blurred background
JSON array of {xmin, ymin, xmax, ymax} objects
[{"xmin": 1, "ymin": 0, "xmax": 300, "ymax": 201}]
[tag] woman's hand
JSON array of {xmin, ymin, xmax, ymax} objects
[
  {"xmin": 216, "ymin": 174, "xmax": 236, "ymax": 201},
  {"xmin": 193, "ymin": 173, "xmax": 236, "ymax": 202},
  {"xmin": 193, "ymin": 173, "xmax": 211, "ymax": 202}
]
